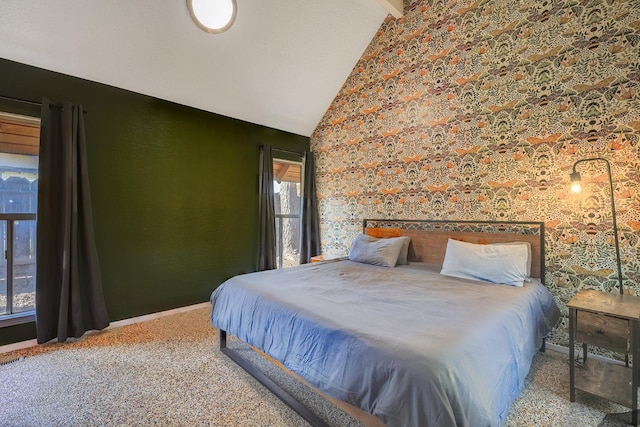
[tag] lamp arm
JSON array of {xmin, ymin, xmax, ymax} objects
[
  {"xmin": 571, "ymin": 157, "xmax": 606, "ymax": 174},
  {"xmin": 571, "ymin": 157, "xmax": 624, "ymax": 294}
]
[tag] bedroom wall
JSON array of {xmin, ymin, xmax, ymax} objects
[
  {"xmin": 0, "ymin": 58, "xmax": 309, "ymax": 346},
  {"xmin": 311, "ymin": 0, "xmax": 639, "ymax": 345}
]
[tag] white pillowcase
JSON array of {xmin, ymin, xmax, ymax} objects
[
  {"xmin": 349, "ymin": 234, "xmax": 407, "ymax": 268},
  {"xmin": 490, "ymin": 241, "xmax": 532, "ymax": 281},
  {"xmin": 440, "ymin": 238, "xmax": 529, "ymax": 287}
]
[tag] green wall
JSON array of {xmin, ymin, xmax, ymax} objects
[{"xmin": 0, "ymin": 58, "xmax": 309, "ymax": 346}]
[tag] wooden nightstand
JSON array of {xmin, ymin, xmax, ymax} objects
[
  {"xmin": 568, "ymin": 289, "xmax": 640, "ymax": 425},
  {"xmin": 310, "ymin": 254, "xmax": 345, "ymax": 263}
]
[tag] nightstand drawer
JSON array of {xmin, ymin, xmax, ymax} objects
[{"xmin": 575, "ymin": 310, "xmax": 629, "ymax": 353}]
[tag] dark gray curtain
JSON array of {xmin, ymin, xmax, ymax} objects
[
  {"xmin": 258, "ymin": 144, "xmax": 277, "ymax": 271},
  {"xmin": 299, "ymin": 151, "xmax": 320, "ymax": 264},
  {"xmin": 36, "ymin": 99, "xmax": 109, "ymax": 344}
]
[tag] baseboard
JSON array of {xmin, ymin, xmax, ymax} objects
[
  {"xmin": 546, "ymin": 342, "xmax": 568, "ymax": 354},
  {"xmin": 107, "ymin": 302, "xmax": 210, "ymax": 329},
  {"xmin": 0, "ymin": 302, "xmax": 210, "ymax": 354},
  {"xmin": 546, "ymin": 342, "xmax": 625, "ymax": 366}
]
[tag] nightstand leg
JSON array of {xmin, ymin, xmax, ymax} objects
[{"xmin": 569, "ymin": 307, "xmax": 576, "ymax": 402}]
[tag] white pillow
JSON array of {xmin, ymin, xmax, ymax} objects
[
  {"xmin": 440, "ymin": 239, "xmax": 529, "ymax": 287},
  {"xmin": 490, "ymin": 241, "xmax": 532, "ymax": 281},
  {"xmin": 349, "ymin": 234, "xmax": 406, "ymax": 268}
]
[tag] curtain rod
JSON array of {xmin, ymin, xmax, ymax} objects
[
  {"xmin": 0, "ymin": 95, "xmax": 42, "ymax": 107},
  {"xmin": 274, "ymin": 147, "xmax": 305, "ymax": 156},
  {"xmin": 261, "ymin": 146, "xmax": 306, "ymax": 156},
  {"xmin": 0, "ymin": 95, "xmax": 88, "ymax": 114}
]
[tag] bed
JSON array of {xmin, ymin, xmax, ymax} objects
[{"xmin": 210, "ymin": 220, "xmax": 560, "ymax": 427}]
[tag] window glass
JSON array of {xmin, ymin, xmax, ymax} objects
[
  {"xmin": 273, "ymin": 159, "xmax": 302, "ymax": 268},
  {"xmin": 0, "ymin": 112, "xmax": 38, "ymax": 318}
]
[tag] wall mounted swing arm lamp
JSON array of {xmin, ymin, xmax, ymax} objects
[{"xmin": 570, "ymin": 157, "xmax": 624, "ymax": 294}]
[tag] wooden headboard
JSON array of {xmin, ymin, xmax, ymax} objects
[{"xmin": 363, "ymin": 219, "xmax": 545, "ymax": 283}]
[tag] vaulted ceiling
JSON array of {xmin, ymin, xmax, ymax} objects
[{"xmin": 0, "ymin": 0, "xmax": 396, "ymax": 137}]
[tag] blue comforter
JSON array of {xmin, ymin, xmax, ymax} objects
[{"xmin": 210, "ymin": 261, "xmax": 559, "ymax": 427}]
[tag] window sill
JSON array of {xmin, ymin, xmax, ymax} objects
[{"xmin": 0, "ymin": 311, "xmax": 35, "ymax": 328}]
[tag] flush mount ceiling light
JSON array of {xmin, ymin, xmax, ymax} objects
[{"xmin": 187, "ymin": 0, "xmax": 237, "ymax": 34}]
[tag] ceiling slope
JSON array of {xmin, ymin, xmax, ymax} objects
[{"xmin": 0, "ymin": 0, "xmax": 389, "ymax": 137}]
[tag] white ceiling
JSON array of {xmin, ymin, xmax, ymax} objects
[{"xmin": 0, "ymin": 0, "xmax": 389, "ymax": 137}]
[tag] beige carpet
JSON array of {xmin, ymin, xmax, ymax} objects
[{"xmin": 0, "ymin": 307, "xmax": 633, "ymax": 426}]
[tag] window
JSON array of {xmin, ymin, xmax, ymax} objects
[
  {"xmin": 273, "ymin": 158, "xmax": 303, "ymax": 269},
  {"xmin": 0, "ymin": 112, "xmax": 39, "ymax": 325}
]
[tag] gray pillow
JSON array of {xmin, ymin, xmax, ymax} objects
[
  {"xmin": 348, "ymin": 234, "xmax": 405, "ymax": 268},
  {"xmin": 395, "ymin": 236, "xmax": 411, "ymax": 265}
]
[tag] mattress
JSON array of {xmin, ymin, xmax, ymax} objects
[{"xmin": 210, "ymin": 260, "xmax": 560, "ymax": 427}]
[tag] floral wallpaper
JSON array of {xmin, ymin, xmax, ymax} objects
[{"xmin": 310, "ymin": 0, "xmax": 640, "ymax": 346}]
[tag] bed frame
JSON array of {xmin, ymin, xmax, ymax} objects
[{"xmin": 219, "ymin": 219, "xmax": 546, "ymax": 427}]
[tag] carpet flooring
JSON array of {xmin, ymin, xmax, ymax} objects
[{"xmin": 0, "ymin": 306, "xmax": 634, "ymax": 426}]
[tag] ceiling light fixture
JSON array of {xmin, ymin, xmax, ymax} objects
[{"xmin": 187, "ymin": 0, "xmax": 237, "ymax": 34}]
